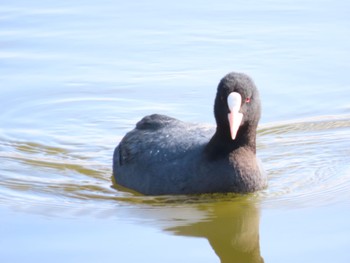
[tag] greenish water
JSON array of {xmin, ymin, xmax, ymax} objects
[{"xmin": 1, "ymin": 0, "xmax": 350, "ymax": 262}]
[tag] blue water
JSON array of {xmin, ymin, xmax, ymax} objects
[{"xmin": 1, "ymin": 0, "xmax": 350, "ymax": 262}]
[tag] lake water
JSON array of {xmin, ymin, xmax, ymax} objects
[{"xmin": 1, "ymin": 0, "xmax": 350, "ymax": 262}]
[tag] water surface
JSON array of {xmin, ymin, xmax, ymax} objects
[{"xmin": 1, "ymin": 0, "xmax": 350, "ymax": 262}]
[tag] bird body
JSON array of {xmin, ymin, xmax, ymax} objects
[{"xmin": 113, "ymin": 73, "xmax": 267, "ymax": 195}]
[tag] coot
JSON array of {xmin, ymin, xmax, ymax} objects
[{"xmin": 113, "ymin": 72, "xmax": 267, "ymax": 195}]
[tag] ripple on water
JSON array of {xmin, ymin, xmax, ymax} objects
[
  {"xmin": 1, "ymin": 107, "xmax": 350, "ymax": 213},
  {"xmin": 258, "ymin": 115, "xmax": 350, "ymax": 208}
]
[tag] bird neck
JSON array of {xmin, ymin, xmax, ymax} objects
[{"xmin": 205, "ymin": 123, "xmax": 257, "ymax": 160}]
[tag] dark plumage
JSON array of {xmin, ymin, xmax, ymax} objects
[{"xmin": 113, "ymin": 72, "xmax": 267, "ymax": 195}]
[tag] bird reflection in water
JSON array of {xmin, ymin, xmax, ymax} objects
[{"xmin": 165, "ymin": 198, "xmax": 263, "ymax": 263}]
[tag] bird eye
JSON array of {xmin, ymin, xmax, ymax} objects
[{"xmin": 245, "ymin": 97, "xmax": 251, "ymax": 103}]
